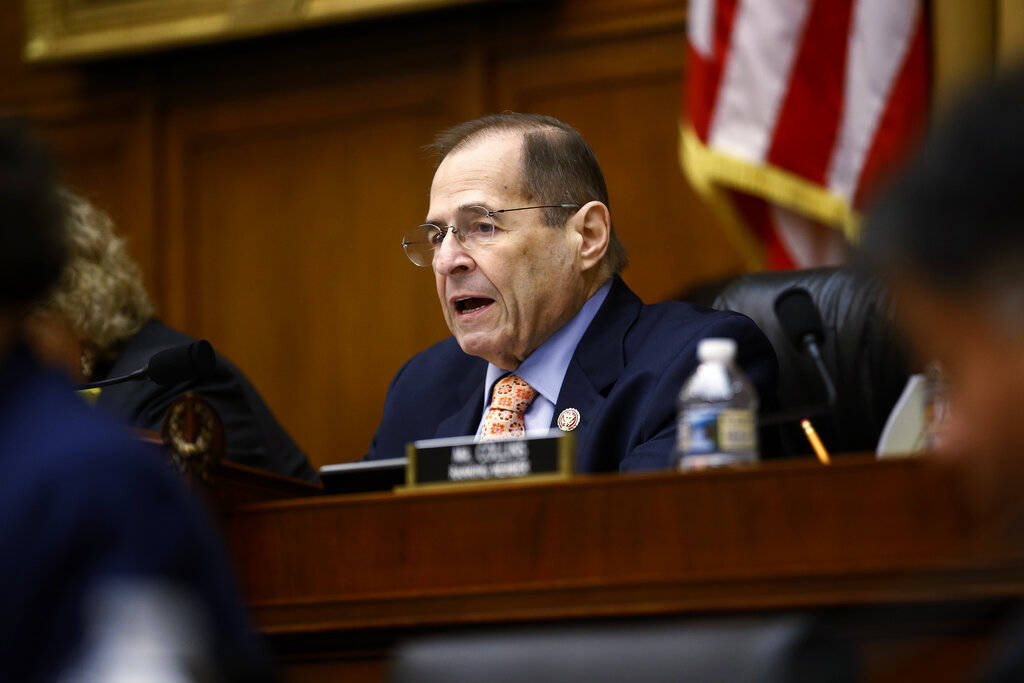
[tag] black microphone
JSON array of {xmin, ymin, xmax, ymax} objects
[
  {"xmin": 76, "ymin": 340, "xmax": 217, "ymax": 390},
  {"xmin": 773, "ymin": 287, "xmax": 838, "ymax": 409}
]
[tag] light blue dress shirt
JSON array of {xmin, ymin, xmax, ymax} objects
[{"xmin": 475, "ymin": 281, "xmax": 611, "ymax": 438}]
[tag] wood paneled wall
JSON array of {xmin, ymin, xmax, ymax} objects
[{"xmin": 2, "ymin": 0, "xmax": 743, "ymax": 469}]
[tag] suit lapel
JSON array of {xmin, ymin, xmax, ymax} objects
[
  {"xmin": 434, "ymin": 361, "xmax": 487, "ymax": 439},
  {"xmin": 552, "ymin": 277, "xmax": 643, "ymax": 471},
  {"xmin": 552, "ymin": 358, "xmax": 605, "ymax": 471}
]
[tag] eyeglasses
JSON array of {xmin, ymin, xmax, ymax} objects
[{"xmin": 401, "ymin": 204, "xmax": 580, "ymax": 267}]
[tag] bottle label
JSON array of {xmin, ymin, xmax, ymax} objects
[{"xmin": 679, "ymin": 408, "xmax": 756, "ymax": 454}]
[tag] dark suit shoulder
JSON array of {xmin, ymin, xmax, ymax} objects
[
  {"xmin": 96, "ymin": 318, "xmax": 317, "ymax": 481},
  {"xmin": 366, "ymin": 337, "xmax": 485, "ymax": 461},
  {"xmin": 106, "ymin": 319, "xmax": 194, "ymax": 376},
  {"xmin": 395, "ymin": 336, "xmax": 479, "ymax": 382},
  {"xmin": 627, "ymin": 302, "xmax": 769, "ymax": 362},
  {"xmin": 630, "ymin": 299, "xmax": 733, "ymax": 341}
]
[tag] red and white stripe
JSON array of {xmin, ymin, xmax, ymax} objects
[{"xmin": 683, "ymin": 0, "xmax": 928, "ymax": 269}]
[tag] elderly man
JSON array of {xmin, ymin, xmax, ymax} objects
[{"xmin": 366, "ymin": 113, "xmax": 778, "ymax": 471}]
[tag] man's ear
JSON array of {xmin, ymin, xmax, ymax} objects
[{"xmin": 573, "ymin": 201, "xmax": 610, "ymax": 272}]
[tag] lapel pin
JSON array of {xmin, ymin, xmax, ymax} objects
[{"xmin": 557, "ymin": 407, "xmax": 581, "ymax": 432}]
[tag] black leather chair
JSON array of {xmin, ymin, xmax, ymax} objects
[
  {"xmin": 713, "ymin": 267, "xmax": 913, "ymax": 458},
  {"xmin": 390, "ymin": 615, "xmax": 856, "ymax": 683}
]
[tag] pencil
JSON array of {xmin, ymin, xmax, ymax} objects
[{"xmin": 801, "ymin": 419, "xmax": 831, "ymax": 465}]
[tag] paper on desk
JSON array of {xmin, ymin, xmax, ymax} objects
[{"xmin": 876, "ymin": 373, "xmax": 927, "ymax": 458}]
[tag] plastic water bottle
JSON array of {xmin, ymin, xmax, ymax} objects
[{"xmin": 675, "ymin": 338, "xmax": 759, "ymax": 471}]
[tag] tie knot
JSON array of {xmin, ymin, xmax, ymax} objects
[{"xmin": 490, "ymin": 374, "xmax": 537, "ymax": 415}]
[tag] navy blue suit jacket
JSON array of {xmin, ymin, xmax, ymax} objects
[{"xmin": 366, "ymin": 278, "xmax": 779, "ymax": 471}]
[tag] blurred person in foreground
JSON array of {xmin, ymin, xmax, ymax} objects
[
  {"xmin": 862, "ymin": 66, "xmax": 1024, "ymax": 530},
  {"xmin": 25, "ymin": 190, "xmax": 317, "ymax": 482},
  {"xmin": 365, "ymin": 113, "xmax": 779, "ymax": 469},
  {"xmin": 0, "ymin": 120, "xmax": 270, "ymax": 681},
  {"xmin": 861, "ymin": 66, "xmax": 1024, "ymax": 682}
]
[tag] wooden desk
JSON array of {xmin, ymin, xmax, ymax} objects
[{"xmin": 225, "ymin": 457, "xmax": 1024, "ymax": 681}]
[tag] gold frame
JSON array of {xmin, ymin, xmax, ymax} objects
[{"xmin": 23, "ymin": 0, "xmax": 482, "ymax": 63}]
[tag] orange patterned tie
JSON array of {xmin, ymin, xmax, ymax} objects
[{"xmin": 480, "ymin": 375, "xmax": 538, "ymax": 441}]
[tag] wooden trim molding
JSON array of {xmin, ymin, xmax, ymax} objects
[{"xmin": 23, "ymin": 0, "xmax": 485, "ymax": 63}]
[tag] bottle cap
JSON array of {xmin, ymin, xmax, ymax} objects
[{"xmin": 697, "ymin": 337, "xmax": 737, "ymax": 363}]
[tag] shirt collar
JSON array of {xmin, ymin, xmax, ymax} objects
[{"xmin": 483, "ymin": 281, "xmax": 612, "ymax": 407}]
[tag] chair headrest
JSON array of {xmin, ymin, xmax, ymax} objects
[{"xmin": 714, "ymin": 267, "xmax": 912, "ymax": 455}]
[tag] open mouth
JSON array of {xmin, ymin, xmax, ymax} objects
[{"xmin": 454, "ymin": 297, "xmax": 494, "ymax": 315}]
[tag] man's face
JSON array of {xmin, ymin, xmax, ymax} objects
[
  {"xmin": 893, "ymin": 276, "xmax": 1024, "ymax": 519},
  {"xmin": 427, "ymin": 133, "xmax": 587, "ymax": 370}
]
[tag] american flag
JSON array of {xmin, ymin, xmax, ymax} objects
[{"xmin": 681, "ymin": 0, "xmax": 929, "ymax": 269}]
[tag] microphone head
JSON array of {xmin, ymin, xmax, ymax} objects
[
  {"xmin": 146, "ymin": 340, "xmax": 217, "ymax": 387},
  {"xmin": 774, "ymin": 287, "xmax": 826, "ymax": 349}
]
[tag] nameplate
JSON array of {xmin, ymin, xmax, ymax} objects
[{"xmin": 405, "ymin": 430, "xmax": 574, "ymax": 489}]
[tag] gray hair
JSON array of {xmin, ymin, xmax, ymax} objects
[
  {"xmin": 431, "ymin": 112, "xmax": 628, "ymax": 279},
  {"xmin": 40, "ymin": 190, "xmax": 155, "ymax": 359}
]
